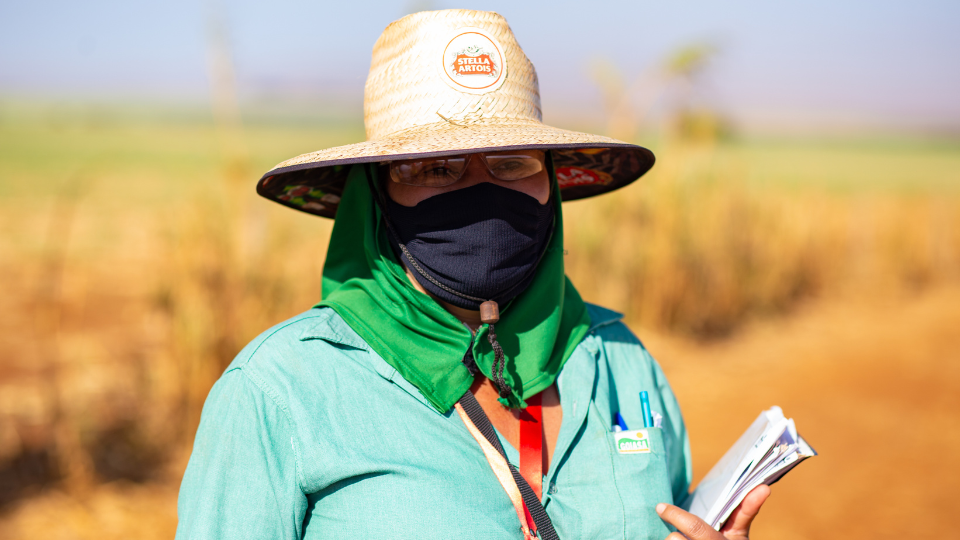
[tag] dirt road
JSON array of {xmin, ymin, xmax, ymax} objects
[{"xmin": 644, "ymin": 286, "xmax": 960, "ymax": 539}]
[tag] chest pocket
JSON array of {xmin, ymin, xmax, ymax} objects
[{"xmin": 607, "ymin": 426, "xmax": 675, "ymax": 539}]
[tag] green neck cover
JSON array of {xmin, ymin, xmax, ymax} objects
[{"xmin": 318, "ymin": 163, "xmax": 590, "ymax": 413}]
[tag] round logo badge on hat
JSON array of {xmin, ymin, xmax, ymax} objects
[{"xmin": 438, "ymin": 26, "xmax": 507, "ymax": 95}]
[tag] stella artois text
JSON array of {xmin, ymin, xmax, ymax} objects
[{"xmin": 454, "ymin": 54, "xmax": 494, "ymax": 75}]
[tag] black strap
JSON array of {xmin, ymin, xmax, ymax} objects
[{"xmin": 459, "ymin": 391, "xmax": 560, "ymax": 540}]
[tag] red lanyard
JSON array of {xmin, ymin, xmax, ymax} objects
[{"xmin": 518, "ymin": 392, "xmax": 543, "ymax": 499}]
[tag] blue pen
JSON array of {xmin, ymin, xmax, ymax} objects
[
  {"xmin": 640, "ymin": 391, "xmax": 653, "ymax": 428},
  {"xmin": 613, "ymin": 412, "xmax": 629, "ymax": 432}
]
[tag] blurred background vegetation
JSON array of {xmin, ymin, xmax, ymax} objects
[{"xmin": 2, "ymin": 1, "xmax": 959, "ymax": 539}]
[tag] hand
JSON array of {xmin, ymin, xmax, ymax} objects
[{"xmin": 656, "ymin": 484, "xmax": 771, "ymax": 540}]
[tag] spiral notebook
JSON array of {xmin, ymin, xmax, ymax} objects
[{"xmin": 682, "ymin": 406, "xmax": 817, "ymax": 530}]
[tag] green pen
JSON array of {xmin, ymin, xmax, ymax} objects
[{"xmin": 640, "ymin": 391, "xmax": 653, "ymax": 428}]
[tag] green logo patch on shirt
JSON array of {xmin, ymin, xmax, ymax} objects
[{"xmin": 616, "ymin": 429, "xmax": 652, "ymax": 454}]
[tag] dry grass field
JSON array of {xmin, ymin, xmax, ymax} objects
[{"xmin": 1, "ymin": 103, "xmax": 959, "ymax": 539}]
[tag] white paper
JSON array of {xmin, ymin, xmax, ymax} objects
[{"xmin": 682, "ymin": 406, "xmax": 816, "ymax": 529}]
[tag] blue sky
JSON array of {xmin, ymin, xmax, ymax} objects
[{"xmin": 2, "ymin": 0, "xmax": 958, "ymax": 131}]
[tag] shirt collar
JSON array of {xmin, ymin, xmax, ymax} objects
[
  {"xmin": 301, "ymin": 308, "xmax": 443, "ymax": 413},
  {"xmin": 299, "ymin": 305, "xmax": 620, "ymax": 416},
  {"xmin": 585, "ymin": 303, "xmax": 624, "ymax": 332},
  {"xmin": 298, "ymin": 308, "xmax": 370, "ymax": 350}
]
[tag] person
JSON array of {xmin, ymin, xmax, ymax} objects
[{"xmin": 176, "ymin": 9, "xmax": 770, "ymax": 540}]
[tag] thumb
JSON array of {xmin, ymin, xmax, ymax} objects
[{"xmin": 720, "ymin": 484, "xmax": 770, "ymax": 537}]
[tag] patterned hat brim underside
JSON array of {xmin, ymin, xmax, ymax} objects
[{"xmin": 257, "ymin": 120, "xmax": 655, "ymax": 219}]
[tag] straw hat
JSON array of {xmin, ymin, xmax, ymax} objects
[{"xmin": 257, "ymin": 9, "xmax": 655, "ymax": 218}]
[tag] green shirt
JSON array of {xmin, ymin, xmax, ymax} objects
[{"xmin": 176, "ymin": 304, "xmax": 692, "ymax": 539}]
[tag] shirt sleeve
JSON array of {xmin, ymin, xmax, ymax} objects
[{"xmin": 176, "ymin": 368, "xmax": 307, "ymax": 540}]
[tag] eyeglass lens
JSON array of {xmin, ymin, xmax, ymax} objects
[
  {"xmin": 389, "ymin": 150, "xmax": 544, "ymax": 187},
  {"xmin": 389, "ymin": 157, "xmax": 468, "ymax": 187}
]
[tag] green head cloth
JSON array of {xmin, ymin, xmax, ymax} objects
[{"xmin": 318, "ymin": 162, "xmax": 590, "ymax": 412}]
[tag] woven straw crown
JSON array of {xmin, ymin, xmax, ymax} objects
[
  {"xmin": 257, "ymin": 9, "xmax": 655, "ymax": 219},
  {"xmin": 364, "ymin": 10, "xmax": 542, "ymax": 139}
]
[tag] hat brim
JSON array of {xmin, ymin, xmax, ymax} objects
[{"xmin": 257, "ymin": 119, "xmax": 655, "ymax": 219}]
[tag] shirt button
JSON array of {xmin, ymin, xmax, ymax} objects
[{"xmin": 549, "ymin": 482, "xmax": 558, "ymax": 495}]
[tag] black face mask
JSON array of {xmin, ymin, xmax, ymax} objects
[{"xmin": 382, "ymin": 182, "xmax": 554, "ymax": 310}]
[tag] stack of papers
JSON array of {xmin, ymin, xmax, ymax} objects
[{"xmin": 683, "ymin": 406, "xmax": 817, "ymax": 530}]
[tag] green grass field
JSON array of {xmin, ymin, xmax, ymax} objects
[{"xmin": 3, "ymin": 102, "xmax": 959, "ymax": 204}]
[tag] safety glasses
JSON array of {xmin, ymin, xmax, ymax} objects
[{"xmin": 388, "ymin": 149, "xmax": 545, "ymax": 187}]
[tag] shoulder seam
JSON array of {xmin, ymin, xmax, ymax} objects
[
  {"xmin": 589, "ymin": 317, "xmax": 624, "ymax": 333},
  {"xmin": 227, "ymin": 312, "xmax": 328, "ymax": 372},
  {"xmin": 235, "ymin": 367, "xmax": 308, "ymax": 495}
]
